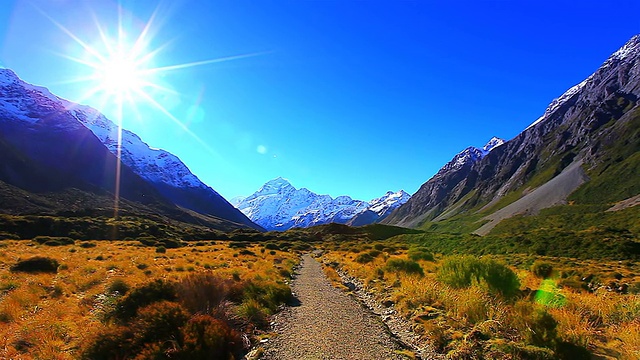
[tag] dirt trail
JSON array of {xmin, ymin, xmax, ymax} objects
[{"xmin": 260, "ymin": 254, "xmax": 407, "ymax": 360}]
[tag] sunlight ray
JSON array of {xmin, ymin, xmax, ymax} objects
[
  {"xmin": 92, "ymin": 12, "xmax": 115, "ymax": 56},
  {"xmin": 53, "ymin": 53, "xmax": 102, "ymax": 70},
  {"xmin": 139, "ymin": 80, "xmax": 179, "ymax": 95},
  {"xmin": 130, "ymin": 7, "xmax": 159, "ymax": 60},
  {"xmin": 34, "ymin": 6, "xmax": 108, "ymax": 64},
  {"xmin": 134, "ymin": 89, "xmax": 222, "ymax": 159},
  {"xmin": 143, "ymin": 51, "xmax": 270, "ymax": 74}
]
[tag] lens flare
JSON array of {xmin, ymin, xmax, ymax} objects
[{"xmin": 35, "ymin": 4, "xmax": 267, "ymax": 218}]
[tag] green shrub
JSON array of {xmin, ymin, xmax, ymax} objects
[
  {"xmin": 438, "ymin": 255, "xmax": 520, "ymax": 297},
  {"xmin": 243, "ymin": 280, "xmax": 292, "ymax": 315},
  {"xmin": 385, "ymin": 259, "xmax": 424, "ymax": 276},
  {"xmin": 160, "ymin": 239, "xmax": 183, "ymax": 249},
  {"xmin": 408, "ymin": 247, "xmax": 435, "ymax": 261},
  {"xmin": 355, "ymin": 250, "xmax": 382, "ymax": 264},
  {"xmin": 80, "ymin": 242, "xmax": 97, "ymax": 248},
  {"xmin": 83, "ymin": 302, "xmax": 189, "ymax": 360},
  {"xmin": 110, "ymin": 279, "xmax": 177, "ymax": 322},
  {"xmin": 137, "ymin": 236, "xmax": 158, "ymax": 247},
  {"xmin": 228, "ymin": 241, "xmax": 249, "ymax": 249},
  {"xmin": 513, "ymin": 302, "xmax": 558, "ymax": 348},
  {"xmin": 33, "ymin": 236, "xmax": 74, "ymax": 246},
  {"xmin": 264, "ymin": 243, "xmax": 280, "ymax": 251},
  {"xmin": 155, "ymin": 246, "xmax": 166, "ymax": 254},
  {"xmin": 237, "ymin": 298, "xmax": 268, "ymax": 326},
  {"xmin": 11, "ymin": 256, "xmax": 59, "ymax": 273},
  {"xmin": 108, "ymin": 279, "xmax": 130, "ymax": 295},
  {"xmin": 532, "ymin": 261, "xmax": 554, "ymax": 279}
]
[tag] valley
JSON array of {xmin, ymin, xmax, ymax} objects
[{"xmin": 0, "ymin": 7, "xmax": 638, "ymax": 360}]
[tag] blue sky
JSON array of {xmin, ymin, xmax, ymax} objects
[{"xmin": 1, "ymin": 0, "xmax": 639, "ymax": 201}]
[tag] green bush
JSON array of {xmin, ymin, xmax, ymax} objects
[
  {"xmin": 79, "ymin": 242, "xmax": 97, "ymax": 248},
  {"xmin": 438, "ymin": 256, "xmax": 520, "ymax": 297},
  {"xmin": 532, "ymin": 261, "xmax": 554, "ymax": 279},
  {"xmin": 11, "ymin": 256, "xmax": 59, "ymax": 273},
  {"xmin": 242, "ymin": 280, "xmax": 292, "ymax": 315},
  {"xmin": 33, "ymin": 236, "xmax": 74, "ymax": 246},
  {"xmin": 108, "ymin": 279, "xmax": 130, "ymax": 295},
  {"xmin": 513, "ymin": 302, "xmax": 558, "ymax": 348},
  {"xmin": 373, "ymin": 243, "xmax": 385, "ymax": 251},
  {"xmin": 385, "ymin": 259, "xmax": 424, "ymax": 276},
  {"xmin": 155, "ymin": 246, "xmax": 166, "ymax": 254},
  {"xmin": 83, "ymin": 302, "xmax": 190, "ymax": 360},
  {"xmin": 110, "ymin": 279, "xmax": 177, "ymax": 322},
  {"xmin": 355, "ymin": 250, "xmax": 381, "ymax": 264},
  {"xmin": 408, "ymin": 247, "xmax": 435, "ymax": 261}
]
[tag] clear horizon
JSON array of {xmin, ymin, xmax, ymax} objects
[{"xmin": 1, "ymin": 0, "xmax": 638, "ymax": 201}]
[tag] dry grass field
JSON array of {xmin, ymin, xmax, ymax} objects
[
  {"xmin": 0, "ymin": 239, "xmax": 298, "ymax": 359},
  {"xmin": 320, "ymin": 239, "xmax": 640, "ymax": 359}
]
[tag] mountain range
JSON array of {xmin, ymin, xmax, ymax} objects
[
  {"xmin": 383, "ymin": 34, "xmax": 640, "ymax": 234},
  {"xmin": 232, "ymin": 178, "xmax": 410, "ymax": 230},
  {"xmin": 0, "ymin": 68, "xmax": 260, "ymax": 232},
  {"xmin": 1, "ymin": 34, "xmax": 638, "ymax": 238}
]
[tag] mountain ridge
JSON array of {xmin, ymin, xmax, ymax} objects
[
  {"xmin": 0, "ymin": 68, "xmax": 260, "ymax": 231},
  {"xmin": 383, "ymin": 34, "xmax": 640, "ymax": 233}
]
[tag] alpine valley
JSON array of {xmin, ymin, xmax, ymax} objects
[{"xmin": 0, "ymin": 18, "xmax": 639, "ymax": 360}]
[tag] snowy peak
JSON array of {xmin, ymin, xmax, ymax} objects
[
  {"xmin": 368, "ymin": 190, "xmax": 411, "ymax": 216},
  {"xmin": 0, "ymin": 68, "xmax": 259, "ymax": 229},
  {"xmin": 255, "ymin": 177, "xmax": 294, "ymax": 195},
  {"xmin": 606, "ymin": 34, "xmax": 640, "ymax": 64},
  {"xmin": 439, "ymin": 137, "xmax": 505, "ymax": 174},
  {"xmin": 527, "ymin": 34, "xmax": 640, "ymax": 130},
  {"xmin": 234, "ymin": 179, "xmax": 411, "ymax": 230},
  {"xmin": 482, "ymin": 137, "xmax": 505, "ymax": 153}
]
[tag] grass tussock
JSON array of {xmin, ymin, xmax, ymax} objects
[
  {"xmin": 320, "ymin": 238, "xmax": 640, "ymax": 359},
  {"xmin": 0, "ymin": 239, "xmax": 299, "ymax": 359}
]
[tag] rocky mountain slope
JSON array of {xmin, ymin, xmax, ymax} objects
[
  {"xmin": 0, "ymin": 68, "xmax": 259, "ymax": 231},
  {"xmin": 233, "ymin": 178, "xmax": 409, "ymax": 230},
  {"xmin": 383, "ymin": 35, "xmax": 640, "ymax": 233}
]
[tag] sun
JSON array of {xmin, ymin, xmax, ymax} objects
[
  {"xmin": 37, "ymin": 4, "xmax": 268, "ymax": 217},
  {"xmin": 98, "ymin": 51, "xmax": 142, "ymax": 96}
]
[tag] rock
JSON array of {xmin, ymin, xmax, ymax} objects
[{"xmin": 343, "ymin": 281, "xmax": 356, "ymax": 291}]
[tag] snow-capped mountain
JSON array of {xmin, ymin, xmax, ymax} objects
[
  {"xmin": 439, "ymin": 137, "xmax": 505, "ymax": 173},
  {"xmin": 0, "ymin": 68, "xmax": 259, "ymax": 230},
  {"xmin": 347, "ymin": 190, "xmax": 411, "ymax": 226},
  {"xmin": 384, "ymin": 35, "xmax": 640, "ymax": 231},
  {"xmin": 234, "ymin": 178, "xmax": 410, "ymax": 230}
]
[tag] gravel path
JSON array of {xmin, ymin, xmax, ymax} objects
[{"xmin": 260, "ymin": 254, "xmax": 407, "ymax": 360}]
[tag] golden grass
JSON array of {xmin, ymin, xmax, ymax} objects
[
  {"xmin": 320, "ymin": 240, "xmax": 640, "ymax": 359},
  {"xmin": 0, "ymin": 240, "xmax": 298, "ymax": 359}
]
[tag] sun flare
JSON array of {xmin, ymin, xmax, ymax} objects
[
  {"xmin": 37, "ymin": 4, "xmax": 267, "ymax": 218},
  {"xmin": 98, "ymin": 52, "xmax": 142, "ymax": 96}
]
